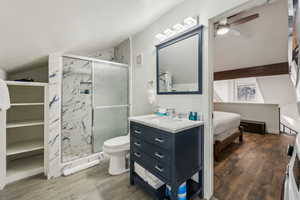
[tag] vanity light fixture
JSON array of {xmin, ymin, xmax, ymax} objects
[
  {"xmin": 173, "ymin": 23, "xmax": 185, "ymax": 33},
  {"xmin": 164, "ymin": 28, "xmax": 175, "ymax": 37},
  {"xmin": 183, "ymin": 17, "xmax": 197, "ymax": 28},
  {"xmin": 155, "ymin": 16, "xmax": 199, "ymax": 42},
  {"xmin": 155, "ymin": 33, "xmax": 167, "ymax": 41}
]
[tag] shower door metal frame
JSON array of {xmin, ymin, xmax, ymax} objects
[
  {"xmin": 91, "ymin": 59, "xmax": 129, "ymax": 153},
  {"xmin": 61, "ymin": 54, "xmax": 129, "ymax": 161}
]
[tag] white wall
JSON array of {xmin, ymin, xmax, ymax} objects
[
  {"xmin": 114, "ymin": 39, "xmax": 131, "ymax": 65},
  {"xmin": 215, "ymin": 102, "xmax": 280, "ymax": 133},
  {"xmin": 131, "ymin": 0, "xmax": 263, "ymax": 198},
  {"xmin": 257, "ymin": 75, "xmax": 297, "ymax": 106},
  {"xmin": 0, "ymin": 68, "xmax": 6, "ymax": 80},
  {"xmin": 214, "ymin": 78, "xmax": 264, "ymax": 103},
  {"xmin": 8, "ymin": 66, "xmax": 48, "ymax": 83},
  {"xmin": 214, "ymin": 0, "xmax": 288, "ymax": 72},
  {"xmin": 215, "ymin": 75, "xmax": 298, "ymax": 119},
  {"xmin": 84, "ymin": 48, "xmax": 115, "ymax": 61},
  {"xmin": 257, "ymin": 75, "xmax": 298, "ymax": 120}
]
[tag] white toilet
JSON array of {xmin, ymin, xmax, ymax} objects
[{"xmin": 103, "ymin": 135, "xmax": 130, "ymax": 175}]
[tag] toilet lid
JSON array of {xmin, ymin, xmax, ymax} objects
[{"xmin": 104, "ymin": 136, "xmax": 129, "ymax": 148}]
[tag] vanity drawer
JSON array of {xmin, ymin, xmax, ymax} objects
[
  {"xmin": 132, "ymin": 137, "xmax": 144, "ymax": 149},
  {"xmin": 131, "ymin": 123, "xmax": 172, "ymax": 150},
  {"xmin": 132, "ymin": 148, "xmax": 170, "ymax": 181},
  {"xmin": 131, "ymin": 126, "xmax": 144, "ymax": 138},
  {"xmin": 132, "ymin": 148, "xmax": 146, "ymax": 164},
  {"xmin": 143, "ymin": 142, "xmax": 171, "ymax": 164},
  {"xmin": 147, "ymin": 156, "xmax": 170, "ymax": 181},
  {"xmin": 144, "ymin": 131, "xmax": 172, "ymax": 150},
  {"xmin": 132, "ymin": 136, "xmax": 171, "ymax": 164}
]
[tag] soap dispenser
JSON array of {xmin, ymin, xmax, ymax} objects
[{"xmin": 188, "ymin": 112, "xmax": 194, "ymax": 120}]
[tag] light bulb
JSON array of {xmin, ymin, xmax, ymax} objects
[{"xmin": 216, "ymin": 25, "xmax": 230, "ymax": 35}]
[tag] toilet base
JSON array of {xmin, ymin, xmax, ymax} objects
[{"xmin": 108, "ymin": 151, "xmax": 130, "ymax": 175}]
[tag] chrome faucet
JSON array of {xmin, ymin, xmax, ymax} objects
[{"xmin": 166, "ymin": 108, "xmax": 176, "ymax": 118}]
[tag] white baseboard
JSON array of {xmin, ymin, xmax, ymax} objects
[
  {"xmin": 63, "ymin": 159, "xmax": 100, "ymax": 176},
  {"xmin": 62, "ymin": 152, "xmax": 105, "ymax": 176},
  {"xmin": 0, "ymin": 183, "xmax": 5, "ymax": 190}
]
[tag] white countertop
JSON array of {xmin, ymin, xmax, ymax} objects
[{"xmin": 129, "ymin": 114, "xmax": 204, "ymax": 133}]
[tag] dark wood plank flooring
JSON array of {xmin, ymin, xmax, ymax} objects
[
  {"xmin": 214, "ymin": 133, "xmax": 295, "ymax": 200},
  {"xmin": 0, "ymin": 133, "xmax": 294, "ymax": 200}
]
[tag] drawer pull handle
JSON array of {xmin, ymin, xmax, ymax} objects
[
  {"xmin": 155, "ymin": 165, "xmax": 164, "ymax": 172},
  {"xmin": 134, "ymin": 130, "xmax": 142, "ymax": 135},
  {"xmin": 155, "ymin": 152, "xmax": 164, "ymax": 159},
  {"xmin": 155, "ymin": 138, "xmax": 164, "ymax": 143},
  {"xmin": 134, "ymin": 152, "xmax": 141, "ymax": 158},
  {"xmin": 134, "ymin": 142, "xmax": 141, "ymax": 147}
]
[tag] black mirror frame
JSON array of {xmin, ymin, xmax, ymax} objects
[{"xmin": 156, "ymin": 25, "xmax": 203, "ymax": 95}]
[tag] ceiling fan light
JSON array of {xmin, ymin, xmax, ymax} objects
[{"xmin": 216, "ymin": 25, "xmax": 230, "ymax": 35}]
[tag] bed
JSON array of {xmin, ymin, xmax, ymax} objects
[{"xmin": 213, "ymin": 111, "xmax": 244, "ymax": 161}]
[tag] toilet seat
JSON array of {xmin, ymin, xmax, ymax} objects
[{"xmin": 103, "ymin": 136, "xmax": 130, "ymax": 152}]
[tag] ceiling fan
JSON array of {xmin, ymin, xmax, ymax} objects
[{"xmin": 215, "ymin": 13, "xmax": 259, "ymax": 36}]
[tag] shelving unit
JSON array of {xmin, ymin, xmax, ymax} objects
[
  {"xmin": 7, "ymin": 140, "xmax": 44, "ymax": 156},
  {"xmin": 6, "ymin": 155, "xmax": 44, "ymax": 184},
  {"xmin": 11, "ymin": 103, "xmax": 44, "ymax": 106},
  {"xmin": 0, "ymin": 81, "xmax": 48, "ymax": 188},
  {"xmin": 7, "ymin": 120, "xmax": 45, "ymax": 129},
  {"xmin": 7, "ymin": 120, "xmax": 44, "ymax": 129}
]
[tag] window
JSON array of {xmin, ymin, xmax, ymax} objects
[
  {"xmin": 214, "ymin": 77, "xmax": 264, "ymax": 103},
  {"xmin": 237, "ymin": 84, "xmax": 256, "ymax": 101}
]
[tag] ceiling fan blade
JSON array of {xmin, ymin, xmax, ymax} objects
[
  {"xmin": 230, "ymin": 13, "xmax": 259, "ymax": 26},
  {"xmin": 227, "ymin": 12, "xmax": 244, "ymax": 20}
]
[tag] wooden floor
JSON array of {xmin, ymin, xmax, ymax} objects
[
  {"xmin": 214, "ymin": 133, "xmax": 294, "ymax": 200},
  {"xmin": 0, "ymin": 133, "xmax": 294, "ymax": 200}
]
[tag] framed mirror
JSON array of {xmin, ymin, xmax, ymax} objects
[{"xmin": 156, "ymin": 25, "xmax": 203, "ymax": 94}]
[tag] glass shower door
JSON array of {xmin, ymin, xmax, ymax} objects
[{"xmin": 92, "ymin": 62, "xmax": 128, "ymax": 153}]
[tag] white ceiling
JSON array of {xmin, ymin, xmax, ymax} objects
[
  {"xmin": 0, "ymin": 0, "xmax": 184, "ymax": 72},
  {"xmin": 214, "ymin": 0, "xmax": 288, "ymax": 72}
]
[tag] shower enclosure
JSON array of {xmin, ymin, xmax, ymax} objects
[{"xmin": 61, "ymin": 56, "xmax": 128, "ymax": 163}]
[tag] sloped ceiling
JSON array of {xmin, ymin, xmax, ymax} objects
[
  {"xmin": 214, "ymin": 0, "xmax": 288, "ymax": 72},
  {"xmin": 0, "ymin": 0, "xmax": 184, "ymax": 72}
]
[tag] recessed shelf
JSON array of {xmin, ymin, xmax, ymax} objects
[
  {"xmin": 10, "ymin": 103, "xmax": 44, "ymax": 106},
  {"xmin": 7, "ymin": 140, "xmax": 44, "ymax": 156},
  {"xmin": 6, "ymin": 155, "xmax": 44, "ymax": 184},
  {"xmin": 7, "ymin": 120, "xmax": 44, "ymax": 129}
]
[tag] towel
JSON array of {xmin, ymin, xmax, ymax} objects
[{"xmin": 0, "ymin": 79, "xmax": 10, "ymax": 110}]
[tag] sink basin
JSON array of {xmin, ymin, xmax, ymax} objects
[{"xmin": 142, "ymin": 115, "xmax": 183, "ymax": 123}]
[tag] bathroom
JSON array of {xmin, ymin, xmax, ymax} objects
[{"xmin": 0, "ymin": 0, "xmax": 299, "ymax": 200}]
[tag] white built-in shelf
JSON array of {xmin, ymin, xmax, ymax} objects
[
  {"xmin": 6, "ymin": 155, "xmax": 44, "ymax": 184},
  {"xmin": 7, "ymin": 140, "xmax": 44, "ymax": 156},
  {"xmin": 7, "ymin": 120, "xmax": 44, "ymax": 129},
  {"xmin": 5, "ymin": 81, "xmax": 48, "ymax": 87},
  {"xmin": 11, "ymin": 103, "xmax": 44, "ymax": 106}
]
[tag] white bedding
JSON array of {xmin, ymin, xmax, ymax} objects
[{"xmin": 213, "ymin": 111, "xmax": 241, "ymax": 136}]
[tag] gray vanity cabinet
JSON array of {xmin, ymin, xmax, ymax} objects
[{"xmin": 130, "ymin": 121, "xmax": 204, "ymax": 200}]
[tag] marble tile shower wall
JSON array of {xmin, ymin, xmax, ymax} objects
[
  {"xmin": 61, "ymin": 58, "xmax": 93, "ymax": 163},
  {"xmin": 48, "ymin": 54, "xmax": 63, "ymax": 178}
]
